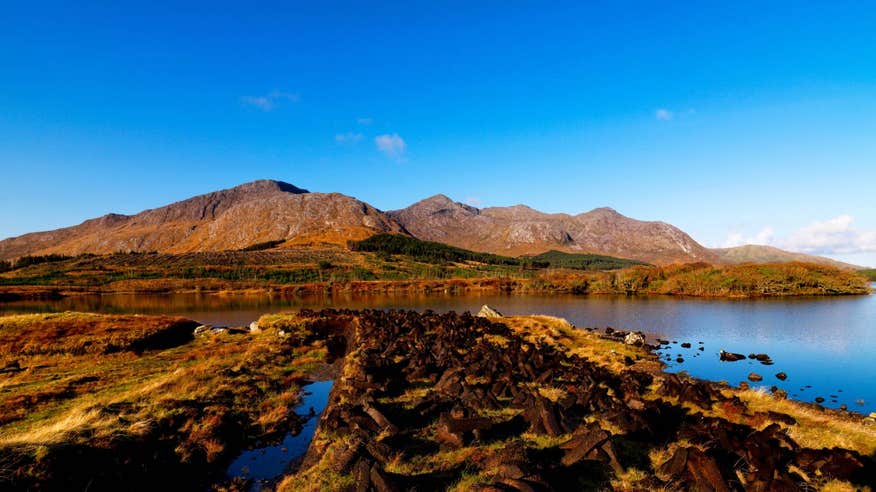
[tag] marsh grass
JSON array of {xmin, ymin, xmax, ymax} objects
[{"xmin": 0, "ymin": 312, "xmax": 331, "ymax": 489}]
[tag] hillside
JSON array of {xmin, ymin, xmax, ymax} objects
[
  {"xmin": 712, "ymin": 244, "xmax": 861, "ymax": 270},
  {"xmin": 0, "ymin": 180, "xmax": 405, "ymax": 260},
  {"xmin": 389, "ymin": 195, "xmax": 719, "ymax": 265}
]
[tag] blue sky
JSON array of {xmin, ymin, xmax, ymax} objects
[{"xmin": 2, "ymin": 1, "xmax": 875, "ymax": 266}]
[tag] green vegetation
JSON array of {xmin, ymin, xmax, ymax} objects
[
  {"xmin": 529, "ymin": 249, "xmax": 649, "ymax": 270},
  {"xmin": 239, "ymin": 239, "xmax": 286, "ymax": 251},
  {"xmin": 350, "ymin": 233, "xmax": 537, "ymax": 266},
  {"xmin": 0, "ymin": 260, "xmax": 11, "ymax": 273},
  {"xmin": 859, "ymin": 269, "xmax": 876, "ymax": 281},
  {"xmin": 12, "ymin": 254, "xmax": 75, "ymax": 269}
]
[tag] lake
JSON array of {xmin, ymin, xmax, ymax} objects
[{"xmin": 3, "ymin": 286, "xmax": 875, "ymax": 413}]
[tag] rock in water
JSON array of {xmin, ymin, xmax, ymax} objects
[
  {"xmin": 624, "ymin": 332, "xmax": 645, "ymax": 346},
  {"xmin": 748, "ymin": 373, "xmax": 763, "ymax": 382},
  {"xmin": 775, "ymin": 372, "xmax": 787, "ymax": 381},
  {"xmin": 477, "ymin": 305, "xmax": 503, "ymax": 318},
  {"xmin": 719, "ymin": 350, "xmax": 746, "ymax": 362}
]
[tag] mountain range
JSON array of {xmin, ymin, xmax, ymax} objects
[{"xmin": 0, "ymin": 179, "xmax": 856, "ymax": 268}]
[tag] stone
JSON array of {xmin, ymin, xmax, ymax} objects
[
  {"xmin": 193, "ymin": 325, "xmax": 211, "ymax": 336},
  {"xmin": 748, "ymin": 373, "xmax": 763, "ymax": 382},
  {"xmin": 681, "ymin": 342, "xmax": 691, "ymax": 348},
  {"xmin": 624, "ymin": 332, "xmax": 645, "ymax": 346},
  {"xmin": 719, "ymin": 350, "xmax": 746, "ymax": 362},
  {"xmin": 775, "ymin": 372, "xmax": 787, "ymax": 381},
  {"xmin": 249, "ymin": 321, "xmax": 261, "ymax": 333},
  {"xmin": 477, "ymin": 305, "xmax": 503, "ymax": 318}
]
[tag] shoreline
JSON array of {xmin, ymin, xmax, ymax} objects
[
  {"xmin": 1, "ymin": 309, "xmax": 874, "ymax": 490},
  {"xmin": 1, "ymin": 275, "xmax": 872, "ymax": 302}
]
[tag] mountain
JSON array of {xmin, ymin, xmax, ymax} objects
[
  {"xmin": 2, "ymin": 182, "xmax": 856, "ymax": 269},
  {"xmin": 712, "ymin": 244, "xmax": 860, "ymax": 270},
  {"xmin": 0, "ymin": 180, "xmax": 404, "ymax": 260},
  {"xmin": 388, "ymin": 195, "xmax": 720, "ymax": 265}
]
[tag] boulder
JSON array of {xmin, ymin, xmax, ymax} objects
[
  {"xmin": 748, "ymin": 373, "xmax": 763, "ymax": 382},
  {"xmin": 477, "ymin": 305, "xmax": 503, "ymax": 318},
  {"xmin": 624, "ymin": 332, "xmax": 645, "ymax": 346},
  {"xmin": 249, "ymin": 321, "xmax": 261, "ymax": 333},
  {"xmin": 775, "ymin": 372, "xmax": 788, "ymax": 381}
]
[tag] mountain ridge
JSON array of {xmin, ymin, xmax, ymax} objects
[{"xmin": 0, "ymin": 180, "xmax": 857, "ymax": 268}]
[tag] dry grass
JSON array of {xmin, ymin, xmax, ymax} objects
[
  {"xmin": 0, "ymin": 312, "xmax": 332, "ymax": 488},
  {"xmin": 498, "ymin": 315, "xmax": 660, "ymax": 373},
  {"xmin": 0, "ymin": 312, "xmax": 196, "ymax": 355},
  {"xmin": 734, "ymin": 387, "xmax": 876, "ymax": 455}
]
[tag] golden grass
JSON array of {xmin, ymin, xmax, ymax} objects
[
  {"xmin": 498, "ymin": 315, "xmax": 659, "ymax": 373},
  {"xmin": 735, "ymin": 388, "xmax": 876, "ymax": 455},
  {"xmin": 0, "ymin": 311, "xmax": 329, "ymax": 484}
]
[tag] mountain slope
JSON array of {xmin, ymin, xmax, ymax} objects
[
  {"xmin": 711, "ymin": 244, "xmax": 860, "ymax": 270},
  {"xmin": 388, "ymin": 195, "xmax": 719, "ymax": 265},
  {"xmin": 0, "ymin": 180, "xmax": 405, "ymax": 260}
]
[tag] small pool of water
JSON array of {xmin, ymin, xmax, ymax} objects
[{"xmin": 225, "ymin": 380, "xmax": 334, "ymax": 489}]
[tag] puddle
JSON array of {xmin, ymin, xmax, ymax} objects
[{"xmin": 225, "ymin": 380, "xmax": 333, "ymax": 489}]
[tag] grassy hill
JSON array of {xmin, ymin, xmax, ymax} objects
[
  {"xmin": 349, "ymin": 233, "xmax": 531, "ymax": 266},
  {"xmin": 860, "ymin": 269, "xmax": 876, "ymax": 281},
  {"xmin": 529, "ymin": 249, "xmax": 649, "ymax": 270}
]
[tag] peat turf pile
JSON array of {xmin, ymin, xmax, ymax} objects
[{"xmin": 288, "ymin": 309, "xmax": 874, "ymax": 491}]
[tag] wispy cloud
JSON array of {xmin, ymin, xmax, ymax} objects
[
  {"xmin": 655, "ymin": 108, "xmax": 673, "ymax": 121},
  {"xmin": 719, "ymin": 215, "xmax": 876, "ymax": 255},
  {"xmin": 357, "ymin": 117, "xmax": 373, "ymax": 125},
  {"xmin": 241, "ymin": 90, "xmax": 300, "ymax": 111},
  {"xmin": 335, "ymin": 132, "xmax": 364, "ymax": 143},
  {"xmin": 375, "ymin": 133, "xmax": 407, "ymax": 161}
]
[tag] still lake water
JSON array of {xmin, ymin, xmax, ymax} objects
[{"xmin": 3, "ymin": 286, "xmax": 875, "ymax": 413}]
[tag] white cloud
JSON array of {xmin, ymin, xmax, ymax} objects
[
  {"xmin": 782, "ymin": 215, "xmax": 876, "ymax": 255},
  {"xmin": 241, "ymin": 90, "xmax": 300, "ymax": 111},
  {"xmin": 335, "ymin": 132, "xmax": 364, "ymax": 143},
  {"xmin": 375, "ymin": 133, "xmax": 407, "ymax": 161},
  {"xmin": 357, "ymin": 117, "xmax": 373, "ymax": 125},
  {"xmin": 655, "ymin": 108, "xmax": 673, "ymax": 121},
  {"xmin": 721, "ymin": 226, "xmax": 775, "ymax": 248},
  {"xmin": 718, "ymin": 216, "xmax": 876, "ymax": 256}
]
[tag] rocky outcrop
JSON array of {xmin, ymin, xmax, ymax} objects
[
  {"xmin": 476, "ymin": 305, "xmax": 503, "ymax": 318},
  {"xmin": 283, "ymin": 309, "xmax": 875, "ymax": 491}
]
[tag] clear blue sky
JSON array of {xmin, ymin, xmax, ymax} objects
[{"xmin": 2, "ymin": 1, "xmax": 875, "ymax": 266}]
